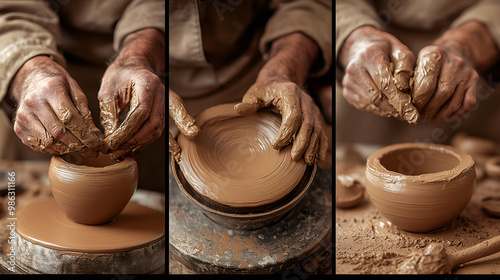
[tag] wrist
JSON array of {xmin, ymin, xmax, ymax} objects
[
  {"xmin": 257, "ymin": 32, "xmax": 319, "ymax": 85},
  {"xmin": 116, "ymin": 28, "xmax": 165, "ymax": 75},
  {"xmin": 434, "ymin": 21, "xmax": 499, "ymax": 72}
]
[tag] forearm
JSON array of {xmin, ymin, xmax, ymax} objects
[
  {"xmin": 116, "ymin": 28, "xmax": 165, "ymax": 75},
  {"xmin": 257, "ymin": 33, "xmax": 319, "ymax": 85},
  {"xmin": 434, "ymin": 21, "xmax": 499, "ymax": 73}
]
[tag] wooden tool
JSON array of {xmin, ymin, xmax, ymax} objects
[{"xmin": 398, "ymin": 236, "xmax": 500, "ymax": 274}]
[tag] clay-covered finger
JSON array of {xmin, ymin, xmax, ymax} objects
[
  {"xmin": 234, "ymin": 84, "xmax": 269, "ymax": 116},
  {"xmin": 116, "ymin": 88, "xmax": 165, "ymax": 154},
  {"xmin": 369, "ymin": 60, "xmax": 419, "ymax": 123},
  {"xmin": 290, "ymin": 96, "xmax": 314, "ymax": 160},
  {"xmin": 433, "ymin": 81, "xmax": 467, "ymax": 121},
  {"xmin": 105, "ymin": 81, "xmax": 149, "ymax": 150},
  {"xmin": 419, "ymin": 67, "xmax": 457, "ymax": 121},
  {"xmin": 303, "ymin": 129, "xmax": 319, "ymax": 165},
  {"xmin": 67, "ymin": 84, "xmax": 103, "ymax": 140},
  {"xmin": 412, "ymin": 48, "xmax": 443, "ymax": 111},
  {"xmin": 14, "ymin": 114, "xmax": 62, "ymax": 155},
  {"xmin": 42, "ymin": 108, "xmax": 86, "ymax": 153},
  {"xmin": 318, "ymin": 127, "xmax": 328, "ymax": 161},
  {"xmin": 450, "ymin": 83, "xmax": 477, "ymax": 119},
  {"xmin": 271, "ymin": 87, "xmax": 301, "ymax": 149},
  {"xmin": 99, "ymin": 93, "xmax": 120, "ymax": 137},
  {"xmin": 390, "ymin": 47, "xmax": 415, "ymax": 93},
  {"xmin": 50, "ymin": 99, "xmax": 102, "ymax": 149},
  {"xmin": 169, "ymin": 88, "xmax": 199, "ymax": 139},
  {"xmin": 345, "ymin": 68, "xmax": 400, "ymax": 118}
]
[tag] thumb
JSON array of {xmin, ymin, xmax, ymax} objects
[
  {"xmin": 390, "ymin": 46, "xmax": 415, "ymax": 93},
  {"xmin": 169, "ymin": 89, "xmax": 199, "ymax": 139},
  {"xmin": 412, "ymin": 47, "xmax": 443, "ymax": 111},
  {"xmin": 234, "ymin": 100, "xmax": 261, "ymax": 116}
]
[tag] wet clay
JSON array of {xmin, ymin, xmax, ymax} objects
[
  {"xmin": 177, "ymin": 103, "xmax": 307, "ymax": 208},
  {"xmin": 375, "ymin": 62, "xmax": 419, "ymax": 124},
  {"xmin": 411, "ymin": 51, "xmax": 442, "ymax": 111},
  {"xmin": 482, "ymin": 196, "xmax": 500, "ymax": 218},
  {"xmin": 49, "ymin": 153, "xmax": 138, "ymax": 225},
  {"xmin": 365, "ymin": 143, "xmax": 475, "ymax": 232},
  {"xmin": 99, "ymin": 93, "xmax": 120, "ymax": 137},
  {"xmin": 16, "ymin": 198, "xmax": 164, "ymax": 252}
]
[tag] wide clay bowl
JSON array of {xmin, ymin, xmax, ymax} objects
[
  {"xmin": 49, "ymin": 153, "xmax": 138, "ymax": 225},
  {"xmin": 172, "ymin": 155, "xmax": 316, "ymax": 230},
  {"xmin": 365, "ymin": 142, "xmax": 475, "ymax": 232}
]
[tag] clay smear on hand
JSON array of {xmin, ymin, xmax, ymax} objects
[
  {"xmin": 411, "ymin": 51, "xmax": 442, "ymax": 111},
  {"xmin": 177, "ymin": 103, "xmax": 307, "ymax": 208}
]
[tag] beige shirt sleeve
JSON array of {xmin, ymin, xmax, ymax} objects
[
  {"xmin": 259, "ymin": 0, "xmax": 332, "ymax": 77},
  {"xmin": 113, "ymin": 0, "xmax": 165, "ymax": 52},
  {"xmin": 0, "ymin": 0, "xmax": 66, "ymax": 103},
  {"xmin": 451, "ymin": 0, "xmax": 500, "ymax": 50},
  {"xmin": 336, "ymin": 0, "xmax": 383, "ymax": 60}
]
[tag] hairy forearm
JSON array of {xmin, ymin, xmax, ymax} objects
[
  {"xmin": 116, "ymin": 28, "xmax": 165, "ymax": 75},
  {"xmin": 434, "ymin": 21, "xmax": 499, "ymax": 73},
  {"xmin": 257, "ymin": 32, "xmax": 319, "ymax": 85}
]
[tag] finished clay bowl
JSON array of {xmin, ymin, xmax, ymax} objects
[
  {"xmin": 365, "ymin": 143, "xmax": 475, "ymax": 232},
  {"xmin": 49, "ymin": 153, "xmax": 138, "ymax": 225}
]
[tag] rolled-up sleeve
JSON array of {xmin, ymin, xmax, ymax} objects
[
  {"xmin": 451, "ymin": 0, "xmax": 500, "ymax": 50},
  {"xmin": 0, "ymin": 0, "xmax": 65, "ymax": 103},
  {"xmin": 113, "ymin": 0, "xmax": 165, "ymax": 52},
  {"xmin": 336, "ymin": 0, "xmax": 383, "ymax": 60},
  {"xmin": 259, "ymin": 0, "xmax": 332, "ymax": 77}
]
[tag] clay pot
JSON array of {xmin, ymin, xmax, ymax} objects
[
  {"xmin": 49, "ymin": 153, "xmax": 138, "ymax": 225},
  {"xmin": 365, "ymin": 143, "xmax": 475, "ymax": 232}
]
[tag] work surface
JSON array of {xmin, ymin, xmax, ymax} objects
[{"xmin": 336, "ymin": 144, "xmax": 500, "ymax": 274}]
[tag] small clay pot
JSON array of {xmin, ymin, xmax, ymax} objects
[
  {"xmin": 365, "ymin": 143, "xmax": 475, "ymax": 232},
  {"xmin": 49, "ymin": 153, "xmax": 138, "ymax": 225}
]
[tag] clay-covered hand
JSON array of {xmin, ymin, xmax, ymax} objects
[
  {"xmin": 235, "ymin": 80, "xmax": 328, "ymax": 165},
  {"xmin": 339, "ymin": 26, "xmax": 419, "ymax": 123},
  {"xmin": 168, "ymin": 89, "xmax": 200, "ymax": 162},
  {"xmin": 9, "ymin": 56, "xmax": 102, "ymax": 155},
  {"xmin": 98, "ymin": 28, "xmax": 165, "ymax": 159},
  {"xmin": 412, "ymin": 21, "xmax": 498, "ymax": 122}
]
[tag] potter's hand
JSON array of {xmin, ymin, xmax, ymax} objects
[
  {"xmin": 234, "ymin": 33, "xmax": 327, "ymax": 165},
  {"xmin": 169, "ymin": 89, "xmax": 199, "ymax": 162},
  {"xmin": 98, "ymin": 28, "xmax": 165, "ymax": 159},
  {"xmin": 413, "ymin": 21, "xmax": 498, "ymax": 122},
  {"xmin": 339, "ymin": 26, "xmax": 419, "ymax": 123},
  {"xmin": 9, "ymin": 56, "xmax": 102, "ymax": 155}
]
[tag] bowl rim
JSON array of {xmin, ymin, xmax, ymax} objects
[
  {"xmin": 51, "ymin": 154, "xmax": 136, "ymax": 172},
  {"xmin": 367, "ymin": 142, "xmax": 475, "ymax": 182},
  {"xmin": 171, "ymin": 154, "xmax": 317, "ymax": 218}
]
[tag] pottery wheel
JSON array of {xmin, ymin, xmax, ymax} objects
[
  {"xmin": 14, "ymin": 198, "xmax": 165, "ymax": 274},
  {"xmin": 169, "ymin": 164, "xmax": 332, "ymax": 274}
]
